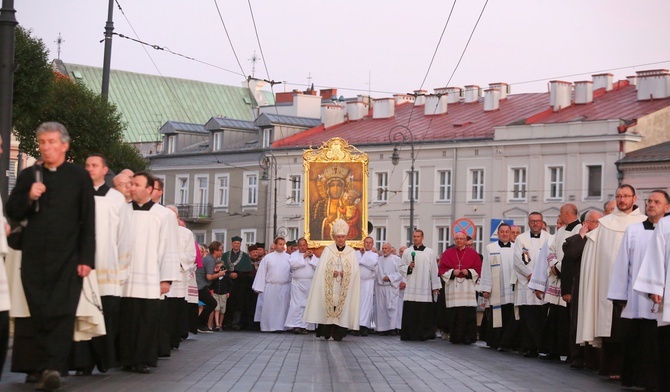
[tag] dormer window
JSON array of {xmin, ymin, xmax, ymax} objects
[
  {"xmin": 213, "ymin": 131, "xmax": 223, "ymax": 151},
  {"xmin": 167, "ymin": 135, "xmax": 176, "ymax": 154},
  {"xmin": 262, "ymin": 128, "xmax": 272, "ymax": 148}
]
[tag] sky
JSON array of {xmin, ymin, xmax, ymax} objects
[{"xmin": 16, "ymin": 0, "xmax": 670, "ymax": 98}]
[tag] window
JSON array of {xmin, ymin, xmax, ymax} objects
[
  {"xmin": 194, "ymin": 175, "xmax": 209, "ymax": 216},
  {"xmin": 213, "ymin": 132, "xmax": 223, "ymax": 151},
  {"xmin": 193, "ymin": 231, "xmax": 206, "ymax": 245},
  {"xmin": 166, "ymin": 135, "xmax": 176, "ymax": 154},
  {"xmin": 405, "ymin": 170, "xmax": 419, "ymax": 202},
  {"xmin": 473, "ymin": 226, "xmax": 483, "ymax": 254},
  {"xmin": 214, "ymin": 174, "xmax": 229, "ymax": 207},
  {"xmin": 375, "ymin": 172, "xmax": 388, "ymax": 202},
  {"xmin": 241, "ymin": 229, "xmax": 256, "ymax": 250},
  {"xmin": 176, "ymin": 175, "xmax": 189, "ymax": 204},
  {"xmin": 262, "ymin": 128, "xmax": 272, "ymax": 148},
  {"xmin": 287, "ymin": 227, "xmax": 299, "ymax": 241},
  {"xmin": 404, "ymin": 226, "xmax": 413, "ymax": 247},
  {"xmin": 374, "ymin": 227, "xmax": 387, "ymax": 251},
  {"xmin": 511, "ymin": 168, "xmax": 527, "ymax": 200},
  {"xmin": 212, "ymin": 230, "xmax": 227, "ymax": 251},
  {"xmin": 586, "ymin": 165, "xmax": 602, "ymax": 198},
  {"xmin": 470, "ymin": 169, "xmax": 484, "ymax": 201},
  {"xmin": 437, "ymin": 170, "xmax": 452, "ymax": 202},
  {"xmin": 436, "ymin": 226, "xmax": 450, "ymax": 255},
  {"xmin": 548, "ymin": 166, "xmax": 564, "ymax": 200},
  {"xmin": 243, "ymin": 172, "xmax": 258, "ymax": 206},
  {"xmin": 288, "ymin": 175, "xmax": 301, "ymax": 205}
]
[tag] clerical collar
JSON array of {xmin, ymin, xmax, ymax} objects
[
  {"xmin": 132, "ymin": 200, "xmax": 155, "ymax": 211},
  {"xmin": 565, "ymin": 219, "xmax": 580, "ymax": 231},
  {"xmin": 530, "ymin": 232, "xmax": 541, "ymax": 239},
  {"xmin": 498, "ymin": 240, "xmax": 511, "ymax": 248},
  {"xmin": 93, "ymin": 183, "xmax": 110, "ymax": 197},
  {"xmin": 336, "ymin": 244, "xmax": 346, "ymax": 252},
  {"xmin": 413, "ymin": 245, "xmax": 426, "ymax": 251},
  {"xmin": 643, "ymin": 218, "xmax": 655, "ymax": 230}
]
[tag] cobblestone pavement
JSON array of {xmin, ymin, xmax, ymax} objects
[{"xmin": 1, "ymin": 332, "xmax": 620, "ymax": 391}]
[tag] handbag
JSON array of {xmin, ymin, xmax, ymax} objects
[{"xmin": 7, "ymin": 220, "xmax": 26, "ymax": 250}]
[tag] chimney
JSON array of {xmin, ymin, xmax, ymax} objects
[
  {"xmin": 372, "ymin": 98, "xmax": 395, "ymax": 119},
  {"xmin": 489, "ymin": 82, "xmax": 510, "ymax": 99},
  {"xmin": 424, "ymin": 94, "xmax": 447, "ymax": 115},
  {"xmin": 549, "ymin": 80, "xmax": 572, "ymax": 111},
  {"xmin": 276, "ymin": 91, "xmax": 298, "ymax": 104},
  {"xmin": 464, "ymin": 85, "xmax": 481, "ymax": 103},
  {"xmin": 346, "ymin": 101, "xmax": 367, "ymax": 121},
  {"xmin": 592, "ymin": 73, "xmax": 613, "ymax": 91},
  {"xmin": 636, "ymin": 69, "xmax": 670, "ymax": 100},
  {"xmin": 574, "ymin": 81, "xmax": 593, "ymax": 104},
  {"xmin": 483, "ymin": 88, "xmax": 500, "ymax": 111},
  {"xmin": 626, "ymin": 76, "xmax": 637, "ymax": 87},
  {"xmin": 319, "ymin": 88, "xmax": 338, "ymax": 101},
  {"xmin": 321, "ymin": 104, "xmax": 345, "ymax": 128},
  {"xmin": 445, "ymin": 87, "xmax": 462, "ymax": 103},
  {"xmin": 413, "ymin": 90, "xmax": 427, "ymax": 105},
  {"xmin": 393, "ymin": 94, "xmax": 415, "ymax": 106}
]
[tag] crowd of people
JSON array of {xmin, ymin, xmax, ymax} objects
[{"xmin": 1, "ymin": 123, "xmax": 670, "ymax": 392}]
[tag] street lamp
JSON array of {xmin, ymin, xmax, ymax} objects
[
  {"xmin": 259, "ymin": 152, "xmax": 278, "ymax": 238},
  {"xmin": 389, "ymin": 125, "xmax": 415, "ymax": 244}
]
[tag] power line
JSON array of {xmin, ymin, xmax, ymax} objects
[{"xmin": 213, "ymin": 0, "xmax": 247, "ymax": 77}]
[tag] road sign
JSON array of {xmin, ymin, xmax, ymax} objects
[
  {"xmin": 490, "ymin": 219, "xmax": 515, "ymax": 242},
  {"xmin": 452, "ymin": 218, "xmax": 477, "ymax": 239}
]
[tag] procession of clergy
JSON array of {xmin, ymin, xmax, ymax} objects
[{"xmin": 3, "ymin": 142, "xmax": 670, "ymax": 391}]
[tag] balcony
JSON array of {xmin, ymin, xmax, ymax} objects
[{"xmin": 176, "ymin": 203, "xmax": 213, "ymax": 223}]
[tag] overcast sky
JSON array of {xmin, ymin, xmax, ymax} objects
[{"xmin": 16, "ymin": 0, "xmax": 670, "ymax": 97}]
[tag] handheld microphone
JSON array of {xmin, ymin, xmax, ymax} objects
[
  {"xmin": 411, "ymin": 251, "xmax": 416, "ymax": 261},
  {"xmin": 34, "ymin": 162, "xmax": 44, "ymax": 212}
]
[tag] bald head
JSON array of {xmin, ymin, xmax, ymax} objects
[{"xmin": 113, "ymin": 173, "xmax": 132, "ymax": 201}]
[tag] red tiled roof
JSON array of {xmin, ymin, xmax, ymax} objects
[{"xmin": 273, "ymin": 81, "xmax": 670, "ymax": 148}]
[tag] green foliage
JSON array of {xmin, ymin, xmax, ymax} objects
[{"xmin": 12, "ymin": 25, "xmax": 146, "ymax": 171}]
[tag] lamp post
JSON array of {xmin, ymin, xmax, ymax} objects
[
  {"xmin": 389, "ymin": 125, "xmax": 415, "ymax": 243},
  {"xmin": 260, "ymin": 152, "xmax": 278, "ymax": 238}
]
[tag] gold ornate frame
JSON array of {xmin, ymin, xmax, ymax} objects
[{"xmin": 303, "ymin": 137, "xmax": 369, "ymax": 248}]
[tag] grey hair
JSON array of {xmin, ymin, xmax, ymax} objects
[{"xmin": 36, "ymin": 122, "xmax": 70, "ymax": 143}]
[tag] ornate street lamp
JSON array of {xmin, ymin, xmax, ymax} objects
[{"xmin": 388, "ymin": 125, "xmax": 415, "ymax": 243}]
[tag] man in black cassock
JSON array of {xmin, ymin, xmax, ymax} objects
[
  {"xmin": 6, "ymin": 122, "xmax": 95, "ymax": 391},
  {"xmin": 223, "ymin": 236, "xmax": 254, "ymax": 330}
]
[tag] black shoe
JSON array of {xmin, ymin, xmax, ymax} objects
[
  {"xmin": 25, "ymin": 373, "xmax": 39, "ymax": 383},
  {"xmin": 333, "ymin": 337, "xmax": 343, "ymax": 341},
  {"xmin": 300, "ymin": 328, "xmax": 309, "ymax": 335},
  {"xmin": 351, "ymin": 330, "xmax": 360, "ymax": 336},
  {"xmin": 36, "ymin": 369, "xmax": 61, "ymax": 391},
  {"xmin": 522, "ymin": 350, "xmax": 538, "ymax": 358},
  {"xmin": 74, "ymin": 368, "xmax": 92, "ymax": 376},
  {"xmin": 130, "ymin": 364, "xmax": 150, "ymax": 374},
  {"xmin": 360, "ymin": 327, "xmax": 369, "ymax": 337}
]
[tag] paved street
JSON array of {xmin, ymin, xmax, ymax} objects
[{"xmin": 1, "ymin": 332, "xmax": 620, "ymax": 391}]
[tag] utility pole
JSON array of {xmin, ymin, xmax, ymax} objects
[
  {"xmin": 101, "ymin": 0, "xmax": 114, "ymax": 100},
  {"xmin": 0, "ymin": 0, "xmax": 17, "ymax": 201}
]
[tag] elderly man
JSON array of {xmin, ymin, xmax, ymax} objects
[
  {"xmin": 604, "ymin": 200, "xmax": 616, "ymax": 216},
  {"xmin": 222, "ymin": 236, "xmax": 254, "ymax": 331},
  {"xmin": 479, "ymin": 223, "xmax": 516, "ymax": 350},
  {"xmin": 356, "ymin": 236, "xmax": 378, "ymax": 336},
  {"xmin": 7, "ymin": 122, "xmax": 95, "ymax": 390},
  {"xmin": 578, "ymin": 185, "xmax": 646, "ymax": 380},
  {"xmin": 252, "ymin": 237, "xmax": 292, "ymax": 332},
  {"xmin": 440, "ymin": 231, "xmax": 482, "ymax": 344},
  {"xmin": 513, "ymin": 212, "xmax": 550, "ymax": 357},
  {"xmin": 113, "ymin": 172, "xmax": 132, "ymax": 203},
  {"xmin": 608, "ymin": 190, "xmax": 669, "ymax": 389},
  {"xmin": 401, "ymin": 230, "xmax": 441, "ymax": 341},
  {"xmin": 510, "ymin": 226, "xmax": 521, "ymax": 243},
  {"xmin": 285, "ymin": 238, "xmax": 318, "ymax": 334},
  {"xmin": 304, "ymin": 219, "xmax": 361, "ymax": 341},
  {"xmin": 375, "ymin": 243, "xmax": 402, "ymax": 336}
]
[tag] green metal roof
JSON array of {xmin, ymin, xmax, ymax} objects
[{"xmin": 61, "ymin": 62, "xmax": 274, "ymax": 143}]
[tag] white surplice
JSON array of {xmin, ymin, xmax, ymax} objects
[
  {"xmin": 513, "ymin": 231, "xmax": 550, "ymax": 306},
  {"xmin": 577, "ymin": 207, "xmax": 646, "ymax": 346},
  {"xmin": 608, "ymin": 221, "xmax": 656, "ymax": 320},
  {"xmin": 357, "ymin": 250, "xmax": 378, "ymax": 328},
  {"xmin": 374, "ymin": 254, "xmax": 402, "ymax": 332},
  {"xmin": 166, "ymin": 226, "xmax": 196, "ymax": 298},
  {"xmin": 395, "ymin": 276, "xmax": 406, "ymax": 330},
  {"xmin": 634, "ymin": 216, "xmax": 670, "ymax": 326},
  {"xmin": 478, "ymin": 241, "xmax": 514, "ymax": 327},
  {"xmin": 284, "ymin": 251, "xmax": 318, "ymax": 329},
  {"xmin": 252, "ymin": 250, "xmax": 291, "ymax": 331},
  {"xmin": 401, "ymin": 246, "xmax": 440, "ymax": 302}
]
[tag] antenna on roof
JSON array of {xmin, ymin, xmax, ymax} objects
[
  {"xmin": 55, "ymin": 33, "xmax": 65, "ymax": 60},
  {"xmin": 249, "ymin": 51, "xmax": 261, "ymax": 78}
]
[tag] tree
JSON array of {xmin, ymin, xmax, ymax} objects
[{"xmin": 12, "ymin": 26, "xmax": 147, "ymax": 171}]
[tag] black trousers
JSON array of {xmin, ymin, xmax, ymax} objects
[
  {"xmin": 518, "ymin": 305, "xmax": 544, "ymax": 353},
  {"xmin": 400, "ymin": 301, "xmax": 436, "ymax": 341},
  {"xmin": 69, "ymin": 295, "xmax": 121, "ymax": 372},
  {"xmin": 0, "ymin": 311, "xmax": 8, "ymax": 380},
  {"xmin": 118, "ymin": 298, "xmax": 160, "ymax": 367},
  {"xmin": 539, "ymin": 303, "xmax": 570, "ymax": 356},
  {"xmin": 197, "ymin": 288, "xmax": 216, "ymax": 328},
  {"xmin": 485, "ymin": 304, "xmax": 517, "ymax": 349},
  {"xmin": 621, "ymin": 318, "xmax": 659, "ymax": 389},
  {"xmin": 12, "ymin": 315, "xmax": 75, "ymax": 374}
]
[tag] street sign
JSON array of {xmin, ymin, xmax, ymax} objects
[
  {"xmin": 489, "ymin": 219, "xmax": 515, "ymax": 242},
  {"xmin": 452, "ymin": 218, "xmax": 477, "ymax": 239}
]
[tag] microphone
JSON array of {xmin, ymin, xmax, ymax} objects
[
  {"xmin": 34, "ymin": 161, "xmax": 44, "ymax": 212},
  {"xmin": 411, "ymin": 251, "xmax": 416, "ymax": 262},
  {"xmin": 408, "ymin": 251, "xmax": 416, "ymax": 275}
]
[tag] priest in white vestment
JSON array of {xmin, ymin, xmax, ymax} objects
[
  {"xmin": 285, "ymin": 238, "xmax": 318, "ymax": 333},
  {"xmin": 118, "ymin": 172, "xmax": 180, "ymax": 374},
  {"xmin": 513, "ymin": 212, "xmax": 550, "ymax": 357},
  {"xmin": 400, "ymin": 230, "xmax": 441, "ymax": 341},
  {"xmin": 304, "ymin": 219, "xmax": 361, "ymax": 341},
  {"xmin": 478, "ymin": 223, "xmax": 516, "ymax": 349},
  {"xmin": 530, "ymin": 204, "xmax": 581, "ymax": 359},
  {"xmin": 374, "ymin": 243, "xmax": 402, "ymax": 335},
  {"xmin": 577, "ymin": 184, "xmax": 646, "ymax": 379},
  {"xmin": 356, "ymin": 237, "xmax": 378, "ymax": 336},
  {"xmin": 608, "ymin": 190, "xmax": 669, "ymax": 389},
  {"xmin": 252, "ymin": 237, "xmax": 291, "ymax": 332}
]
